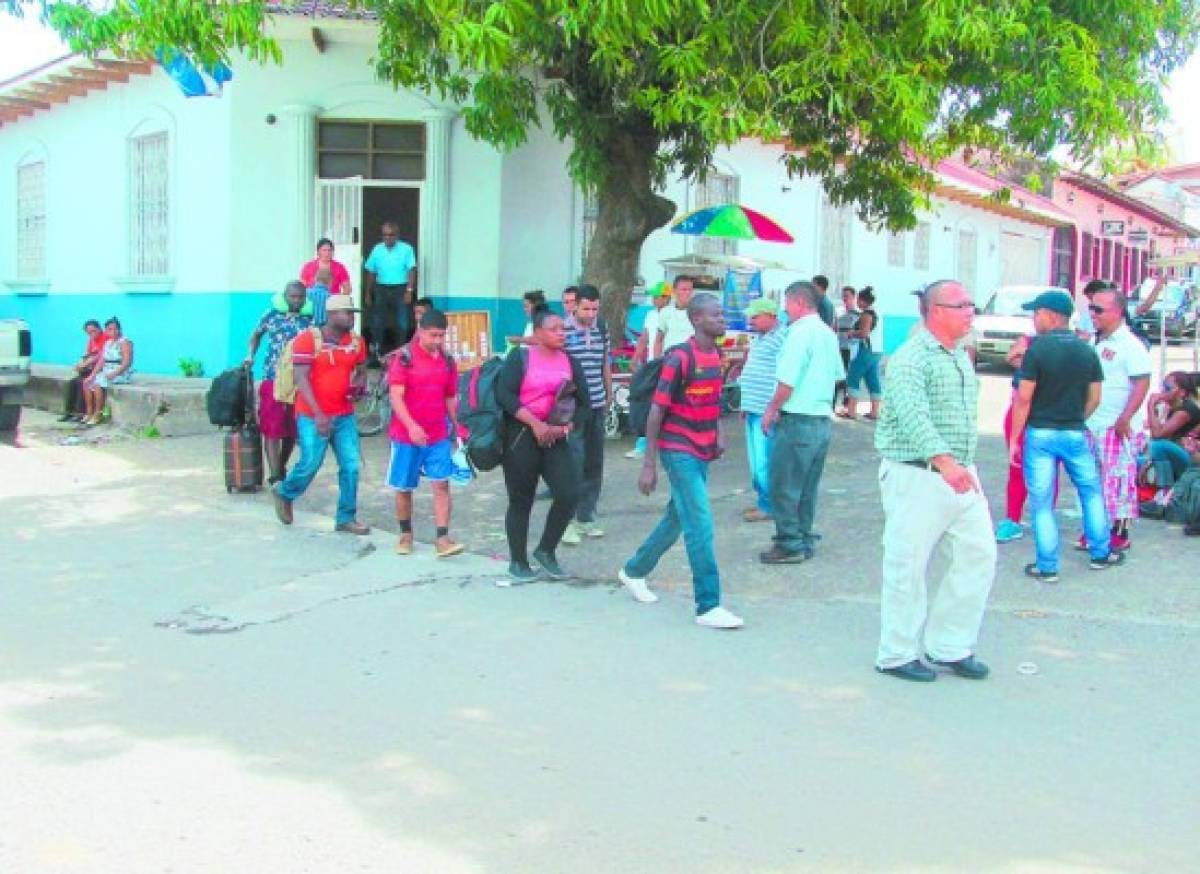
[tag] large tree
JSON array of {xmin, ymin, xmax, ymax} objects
[{"xmin": 10, "ymin": 0, "xmax": 1197, "ymax": 333}]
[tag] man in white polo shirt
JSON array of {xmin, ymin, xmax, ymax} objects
[
  {"xmin": 1085, "ymin": 287, "xmax": 1152, "ymax": 552},
  {"xmin": 653, "ymin": 275, "xmax": 696, "ymax": 357}
]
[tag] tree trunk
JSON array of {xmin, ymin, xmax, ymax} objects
[{"xmin": 584, "ymin": 122, "xmax": 676, "ymax": 345}]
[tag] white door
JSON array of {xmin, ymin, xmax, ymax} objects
[
  {"xmin": 316, "ymin": 178, "xmax": 365, "ymax": 327},
  {"xmin": 1000, "ymin": 230, "xmax": 1045, "ymax": 287}
]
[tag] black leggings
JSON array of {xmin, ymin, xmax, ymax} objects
[{"xmin": 502, "ymin": 423, "xmax": 580, "ymax": 565}]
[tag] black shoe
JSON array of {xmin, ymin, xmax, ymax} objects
[
  {"xmin": 1024, "ymin": 563, "xmax": 1059, "ymax": 583},
  {"xmin": 532, "ymin": 548, "xmax": 570, "ymax": 580},
  {"xmin": 1185, "ymin": 522, "xmax": 1200, "ymax": 536},
  {"xmin": 271, "ymin": 485, "xmax": 293, "ymax": 525},
  {"xmin": 507, "ymin": 561, "xmax": 540, "ymax": 583},
  {"xmin": 1089, "ymin": 551, "xmax": 1126, "ymax": 571},
  {"xmin": 875, "ymin": 660, "xmax": 936, "ymax": 682},
  {"xmin": 928, "ymin": 654, "xmax": 990, "ymax": 680},
  {"xmin": 758, "ymin": 545, "xmax": 813, "ymax": 564},
  {"xmin": 57, "ymin": 413, "xmax": 75, "ymax": 422}
]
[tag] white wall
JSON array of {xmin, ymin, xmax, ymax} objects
[
  {"xmin": 496, "ymin": 122, "xmax": 577, "ymax": 300},
  {"xmin": 0, "ymin": 65, "xmax": 232, "ymax": 293},
  {"xmin": 633, "ymin": 139, "xmax": 1051, "ymax": 316},
  {"xmin": 225, "ymin": 27, "xmax": 505, "ymax": 298}
]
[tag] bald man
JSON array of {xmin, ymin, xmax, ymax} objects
[{"xmin": 874, "ymin": 280, "xmax": 995, "ymax": 683}]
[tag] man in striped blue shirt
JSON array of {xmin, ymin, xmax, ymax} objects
[
  {"xmin": 738, "ymin": 297, "xmax": 786, "ymax": 522},
  {"xmin": 562, "ymin": 284, "xmax": 612, "ymax": 544}
]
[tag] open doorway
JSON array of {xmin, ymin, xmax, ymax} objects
[{"xmin": 361, "ymin": 185, "xmax": 421, "ymax": 347}]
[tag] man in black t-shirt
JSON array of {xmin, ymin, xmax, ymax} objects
[{"xmin": 1009, "ymin": 291, "xmax": 1123, "ymax": 582}]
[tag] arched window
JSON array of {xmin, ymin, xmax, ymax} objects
[
  {"xmin": 16, "ymin": 153, "xmax": 47, "ymax": 280},
  {"xmin": 127, "ymin": 117, "xmax": 172, "ymax": 276}
]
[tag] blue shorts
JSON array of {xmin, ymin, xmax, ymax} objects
[{"xmin": 386, "ymin": 438, "xmax": 455, "ymax": 491}]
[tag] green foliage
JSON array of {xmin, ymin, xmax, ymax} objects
[
  {"xmin": 15, "ymin": 0, "xmax": 1197, "ymax": 232},
  {"xmin": 138, "ymin": 424, "xmax": 162, "ymax": 439},
  {"xmin": 177, "ymin": 357, "xmax": 205, "ymax": 378}
]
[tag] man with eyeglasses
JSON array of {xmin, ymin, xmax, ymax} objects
[
  {"xmin": 874, "ymin": 279, "xmax": 995, "ymax": 683},
  {"xmin": 1085, "ymin": 287, "xmax": 1152, "ymax": 552}
]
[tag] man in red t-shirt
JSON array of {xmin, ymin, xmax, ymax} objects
[
  {"xmin": 619, "ymin": 293, "xmax": 744, "ymax": 630},
  {"xmin": 272, "ymin": 295, "xmax": 370, "ymax": 534},
  {"xmin": 387, "ymin": 308, "xmax": 464, "ymax": 558}
]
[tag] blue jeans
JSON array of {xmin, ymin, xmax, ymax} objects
[
  {"xmin": 846, "ymin": 348, "xmax": 882, "ymax": 399},
  {"xmin": 623, "ymin": 450, "xmax": 721, "ymax": 614},
  {"xmin": 278, "ymin": 413, "xmax": 361, "ymax": 524},
  {"xmin": 1150, "ymin": 438, "xmax": 1192, "ymax": 487},
  {"xmin": 744, "ymin": 413, "xmax": 774, "ymax": 514},
  {"xmin": 1023, "ymin": 427, "xmax": 1110, "ymax": 571}
]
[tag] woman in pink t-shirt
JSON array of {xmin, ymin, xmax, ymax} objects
[{"xmin": 495, "ymin": 307, "xmax": 589, "ymax": 582}]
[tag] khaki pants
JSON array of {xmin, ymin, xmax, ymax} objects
[{"xmin": 877, "ymin": 459, "xmax": 996, "ymax": 668}]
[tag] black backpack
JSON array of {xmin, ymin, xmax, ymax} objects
[
  {"xmin": 1166, "ymin": 468, "xmax": 1200, "ymax": 526},
  {"xmin": 207, "ymin": 366, "xmax": 251, "ymax": 427},
  {"xmin": 628, "ymin": 343, "xmax": 693, "ymax": 437},
  {"xmin": 457, "ymin": 356, "xmax": 507, "ymax": 471}
]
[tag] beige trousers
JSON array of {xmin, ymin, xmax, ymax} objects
[{"xmin": 877, "ymin": 459, "xmax": 997, "ymax": 668}]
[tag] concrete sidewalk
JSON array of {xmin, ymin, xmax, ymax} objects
[{"xmin": 4, "ymin": 413, "xmax": 1200, "ymax": 872}]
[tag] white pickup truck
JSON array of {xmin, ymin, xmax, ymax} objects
[{"xmin": 0, "ymin": 318, "xmax": 32, "ymax": 432}]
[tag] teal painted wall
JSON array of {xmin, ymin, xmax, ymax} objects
[
  {"xmin": 882, "ymin": 314, "xmax": 919, "ymax": 355},
  {"xmin": 0, "ymin": 291, "xmax": 272, "ymax": 377}
]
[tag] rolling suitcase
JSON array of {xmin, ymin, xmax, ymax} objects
[{"xmin": 223, "ymin": 365, "xmax": 264, "ymax": 493}]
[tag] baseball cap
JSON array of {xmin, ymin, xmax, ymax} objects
[
  {"xmin": 326, "ymin": 295, "xmax": 361, "ymax": 313},
  {"xmin": 746, "ymin": 297, "xmax": 779, "ymax": 318},
  {"xmin": 1021, "ymin": 290, "xmax": 1073, "ymax": 317},
  {"xmin": 648, "ymin": 280, "xmax": 673, "ymax": 298}
]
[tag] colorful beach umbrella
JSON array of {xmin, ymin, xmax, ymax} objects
[{"xmin": 670, "ymin": 204, "xmax": 795, "ymax": 244}]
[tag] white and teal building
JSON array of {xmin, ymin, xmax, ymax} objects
[{"xmin": 0, "ymin": 5, "xmax": 1072, "ymax": 375}]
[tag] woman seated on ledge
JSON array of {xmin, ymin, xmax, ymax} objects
[
  {"xmin": 81, "ymin": 317, "xmax": 134, "ymax": 426},
  {"xmin": 1141, "ymin": 370, "xmax": 1200, "ymax": 508}
]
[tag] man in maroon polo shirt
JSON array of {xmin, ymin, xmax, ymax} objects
[
  {"xmin": 387, "ymin": 308, "xmax": 465, "ymax": 558},
  {"xmin": 618, "ymin": 293, "xmax": 744, "ymax": 629}
]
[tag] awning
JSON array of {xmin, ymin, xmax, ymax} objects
[
  {"xmin": 934, "ymin": 160, "xmax": 1073, "ymax": 228},
  {"xmin": 0, "ymin": 55, "xmax": 155, "ymax": 129}
]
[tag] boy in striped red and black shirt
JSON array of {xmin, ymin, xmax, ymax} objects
[{"xmin": 618, "ymin": 293, "xmax": 744, "ymax": 629}]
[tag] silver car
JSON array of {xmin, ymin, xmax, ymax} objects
[{"xmin": 974, "ymin": 285, "xmax": 1070, "ymax": 367}]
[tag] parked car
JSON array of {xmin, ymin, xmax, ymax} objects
[
  {"xmin": 1131, "ymin": 279, "xmax": 1198, "ymax": 340},
  {"xmin": 0, "ymin": 318, "xmax": 32, "ymax": 432},
  {"xmin": 974, "ymin": 285, "xmax": 1068, "ymax": 367}
]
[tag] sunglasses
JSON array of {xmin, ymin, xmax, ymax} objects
[{"xmin": 934, "ymin": 302, "xmax": 977, "ymax": 312}]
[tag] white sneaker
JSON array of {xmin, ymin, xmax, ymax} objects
[
  {"xmin": 695, "ymin": 606, "xmax": 744, "ymax": 629},
  {"xmin": 624, "ymin": 448, "xmax": 644, "ymax": 459},
  {"xmin": 618, "ymin": 569, "xmax": 658, "ymax": 603},
  {"xmin": 560, "ymin": 522, "xmax": 582, "ymax": 546},
  {"xmin": 579, "ymin": 521, "xmax": 605, "ymax": 538}
]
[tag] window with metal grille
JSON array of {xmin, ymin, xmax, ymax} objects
[
  {"xmin": 913, "ymin": 222, "xmax": 931, "ymax": 270},
  {"xmin": 1080, "ymin": 232, "xmax": 1094, "ymax": 279},
  {"xmin": 129, "ymin": 132, "xmax": 169, "ymax": 276},
  {"xmin": 16, "ymin": 161, "xmax": 46, "ymax": 279},
  {"xmin": 580, "ymin": 190, "xmax": 600, "ymax": 270},
  {"xmin": 1114, "ymin": 242, "xmax": 1125, "ymax": 288},
  {"xmin": 1100, "ymin": 239, "xmax": 1112, "ymax": 280},
  {"xmin": 887, "ymin": 233, "xmax": 905, "ymax": 267},
  {"xmin": 317, "ymin": 121, "xmax": 425, "ymax": 180},
  {"xmin": 695, "ymin": 170, "xmax": 739, "ymax": 256},
  {"xmin": 957, "ymin": 229, "xmax": 978, "ymax": 295}
]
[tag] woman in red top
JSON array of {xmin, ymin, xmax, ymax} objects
[{"xmin": 300, "ymin": 238, "xmax": 352, "ymax": 293}]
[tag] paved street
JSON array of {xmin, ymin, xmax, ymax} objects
[{"xmin": 2, "ymin": 359, "xmax": 1199, "ymax": 872}]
